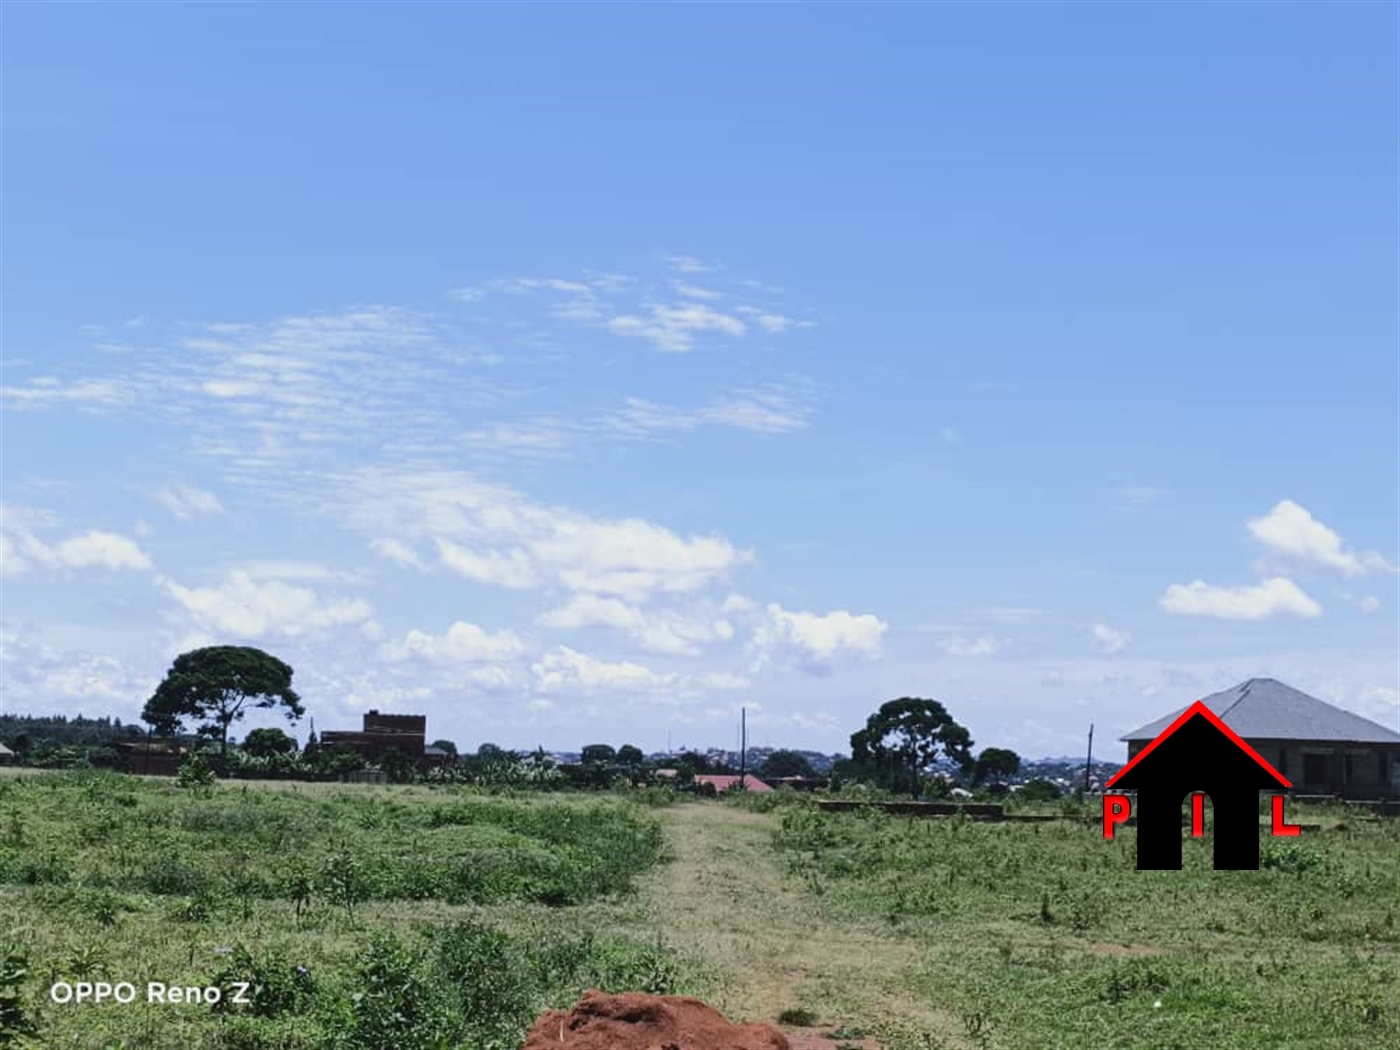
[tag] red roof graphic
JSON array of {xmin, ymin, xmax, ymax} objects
[{"xmin": 1106, "ymin": 699, "xmax": 1290, "ymax": 790}]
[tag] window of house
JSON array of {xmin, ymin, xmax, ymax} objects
[{"xmin": 1303, "ymin": 752, "xmax": 1327, "ymax": 786}]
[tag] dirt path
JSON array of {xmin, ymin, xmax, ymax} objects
[{"xmin": 617, "ymin": 802, "xmax": 962, "ymax": 1047}]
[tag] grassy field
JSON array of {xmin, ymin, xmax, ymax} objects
[
  {"xmin": 2, "ymin": 772, "xmax": 1398, "ymax": 1049},
  {"xmin": 0, "ymin": 770, "xmax": 694, "ymax": 1050}
]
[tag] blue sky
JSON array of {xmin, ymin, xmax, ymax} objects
[{"xmin": 3, "ymin": 4, "xmax": 1396, "ymax": 758}]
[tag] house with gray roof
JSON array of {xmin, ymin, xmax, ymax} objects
[{"xmin": 1121, "ymin": 678, "xmax": 1400, "ymax": 799}]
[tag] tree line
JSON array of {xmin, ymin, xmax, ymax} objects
[{"xmin": 8, "ymin": 645, "xmax": 1058, "ymax": 799}]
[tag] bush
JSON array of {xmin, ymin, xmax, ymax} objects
[
  {"xmin": 344, "ymin": 934, "xmax": 455, "ymax": 1050},
  {"xmin": 178, "ymin": 752, "xmax": 218, "ymax": 791}
]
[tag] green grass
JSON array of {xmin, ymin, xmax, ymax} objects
[
  {"xmin": 771, "ymin": 802, "xmax": 1400, "ymax": 1048},
  {"xmin": 0, "ymin": 770, "xmax": 688, "ymax": 1049}
]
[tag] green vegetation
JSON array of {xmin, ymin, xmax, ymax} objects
[
  {"xmin": 772, "ymin": 802, "xmax": 1400, "ymax": 1048},
  {"xmin": 143, "ymin": 646, "xmax": 305, "ymax": 758},
  {"xmin": 0, "ymin": 770, "xmax": 681, "ymax": 1049}
]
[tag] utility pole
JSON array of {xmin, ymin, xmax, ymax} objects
[
  {"xmin": 739, "ymin": 707, "xmax": 747, "ymax": 789},
  {"xmin": 1084, "ymin": 723, "xmax": 1094, "ymax": 794}
]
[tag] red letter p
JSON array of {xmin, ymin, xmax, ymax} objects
[{"xmin": 1103, "ymin": 793, "xmax": 1131, "ymax": 839}]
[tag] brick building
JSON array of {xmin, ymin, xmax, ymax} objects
[{"xmin": 322, "ymin": 710, "xmax": 428, "ymax": 763}]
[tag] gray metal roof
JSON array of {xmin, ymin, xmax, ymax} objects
[{"xmin": 1120, "ymin": 678, "xmax": 1400, "ymax": 744}]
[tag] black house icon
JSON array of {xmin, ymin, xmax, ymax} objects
[{"xmin": 1107, "ymin": 701, "xmax": 1290, "ymax": 870}]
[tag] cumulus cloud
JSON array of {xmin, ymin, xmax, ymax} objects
[
  {"xmin": 352, "ymin": 471, "xmax": 753, "ymax": 602},
  {"xmin": 1248, "ymin": 500, "xmax": 1395, "ymax": 577},
  {"xmin": 531, "ymin": 646, "xmax": 674, "ymax": 694},
  {"xmin": 1, "ymin": 523, "xmax": 153, "ymax": 576},
  {"xmin": 940, "ymin": 635, "xmax": 1002, "ymax": 657},
  {"xmin": 1159, "ymin": 577, "xmax": 1322, "ymax": 620},
  {"xmin": 384, "ymin": 621, "xmax": 526, "ymax": 663},
  {"xmin": 537, "ymin": 594, "xmax": 734, "ymax": 656},
  {"xmin": 436, "ymin": 539, "xmax": 539, "ymax": 589},
  {"xmin": 153, "ymin": 483, "xmax": 225, "ymax": 520},
  {"xmin": 752, "ymin": 603, "xmax": 887, "ymax": 674},
  {"xmin": 161, "ymin": 571, "xmax": 374, "ymax": 639},
  {"xmin": 1091, "ymin": 622, "xmax": 1132, "ymax": 654}
]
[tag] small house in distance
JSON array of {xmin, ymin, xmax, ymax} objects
[{"xmin": 1121, "ymin": 678, "xmax": 1400, "ymax": 799}]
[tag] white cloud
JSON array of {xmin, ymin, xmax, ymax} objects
[
  {"xmin": 1159, "ymin": 577, "xmax": 1322, "ymax": 620},
  {"xmin": 537, "ymin": 594, "xmax": 734, "ymax": 656},
  {"xmin": 1091, "ymin": 623, "xmax": 1132, "ymax": 654},
  {"xmin": 1, "ymin": 525, "xmax": 153, "ymax": 576},
  {"xmin": 385, "ymin": 621, "xmax": 526, "ymax": 663},
  {"xmin": 1248, "ymin": 500, "xmax": 1395, "ymax": 577},
  {"xmin": 161, "ymin": 570, "xmax": 374, "ymax": 639},
  {"xmin": 1338, "ymin": 591, "xmax": 1384, "ymax": 615},
  {"xmin": 370, "ymin": 537, "xmax": 426, "ymax": 570},
  {"xmin": 1, "ymin": 378, "xmax": 135, "ymax": 408},
  {"xmin": 436, "ymin": 539, "xmax": 540, "ymax": 590},
  {"xmin": 672, "ymin": 281, "xmax": 722, "ymax": 300},
  {"xmin": 755, "ymin": 313, "xmax": 795, "ymax": 334},
  {"xmin": 462, "ymin": 420, "xmax": 576, "ymax": 458},
  {"xmin": 348, "ymin": 471, "xmax": 752, "ymax": 603},
  {"xmin": 940, "ymin": 635, "xmax": 1002, "ymax": 657},
  {"xmin": 607, "ymin": 304, "xmax": 747, "ymax": 353},
  {"xmin": 153, "ymin": 484, "xmax": 224, "ymax": 523},
  {"xmin": 531, "ymin": 646, "xmax": 674, "ymax": 695},
  {"xmin": 753, "ymin": 603, "xmax": 888, "ymax": 674},
  {"xmin": 605, "ymin": 382, "xmax": 817, "ymax": 437},
  {"xmin": 665, "ymin": 255, "xmax": 714, "ymax": 274}
]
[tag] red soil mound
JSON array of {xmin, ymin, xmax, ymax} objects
[{"xmin": 521, "ymin": 990, "xmax": 792, "ymax": 1050}]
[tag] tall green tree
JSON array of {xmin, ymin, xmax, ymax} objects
[
  {"xmin": 580, "ymin": 744, "xmax": 616, "ymax": 765},
  {"xmin": 759, "ymin": 749, "xmax": 815, "ymax": 779},
  {"xmin": 143, "ymin": 646, "xmax": 304, "ymax": 758},
  {"xmin": 850, "ymin": 698, "xmax": 973, "ymax": 797},
  {"xmin": 972, "ymin": 747, "xmax": 1021, "ymax": 785},
  {"xmin": 616, "ymin": 744, "xmax": 645, "ymax": 766},
  {"xmin": 242, "ymin": 726, "xmax": 297, "ymax": 758}
]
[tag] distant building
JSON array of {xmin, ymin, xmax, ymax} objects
[
  {"xmin": 1121, "ymin": 678, "xmax": 1400, "ymax": 799},
  {"xmin": 0, "ymin": 743, "xmax": 14, "ymax": 764},
  {"xmin": 322, "ymin": 710, "xmax": 450, "ymax": 768}
]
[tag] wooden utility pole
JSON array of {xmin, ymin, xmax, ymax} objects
[
  {"xmin": 739, "ymin": 707, "xmax": 747, "ymax": 789},
  {"xmin": 1084, "ymin": 723, "xmax": 1094, "ymax": 794}
]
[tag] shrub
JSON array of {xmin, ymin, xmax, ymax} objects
[{"xmin": 344, "ymin": 934, "xmax": 455, "ymax": 1050}]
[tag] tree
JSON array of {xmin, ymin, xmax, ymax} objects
[
  {"xmin": 759, "ymin": 750, "xmax": 815, "ymax": 780},
  {"xmin": 581, "ymin": 744, "xmax": 617, "ymax": 765},
  {"xmin": 142, "ymin": 646, "xmax": 304, "ymax": 759},
  {"xmin": 429, "ymin": 739, "xmax": 459, "ymax": 758},
  {"xmin": 243, "ymin": 727, "xmax": 298, "ymax": 759},
  {"xmin": 973, "ymin": 747, "xmax": 1021, "ymax": 786},
  {"xmin": 850, "ymin": 698, "xmax": 974, "ymax": 797},
  {"xmin": 616, "ymin": 744, "xmax": 645, "ymax": 766}
]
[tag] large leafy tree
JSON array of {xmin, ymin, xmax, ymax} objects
[
  {"xmin": 759, "ymin": 749, "xmax": 815, "ymax": 780},
  {"xmin": 143, "ymin": 646, "xmax": 304, "ymax": 758},
  {"xmin": 580, "ymin": 744, "xmax": 617, "ymax": 765},
  {"xmin": 242, "ymin": 727, "xmax": 297, "ymax": 759},
  {"xmin": 972, "ymin": 747, "xmax": 1021, "ymax": 786},
  {"xmin": 850, "ymin": 698, "xmax": 974, "ymax": 797}
]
